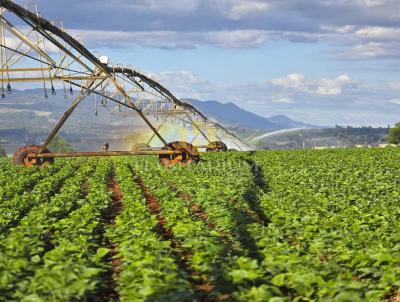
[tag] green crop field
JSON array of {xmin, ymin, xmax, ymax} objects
[{"xmin": 1, "ymin": 148, "xmax": 400, "ymax": 302}]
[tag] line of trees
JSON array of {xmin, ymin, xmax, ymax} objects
[
  {"xmin": 0, "ymin": 136, "xmax": 72, "ymax": 158},
  {"xmin": 47, "ymin": 136, "xmax": 73, "ymax": 152},
  {"xmin": 0, "ymin": 145, "xmax": 6, "ymax": 157},
  {"xmin": 387, "ymin": 123, "xmax": 400, "ymax": 145}
]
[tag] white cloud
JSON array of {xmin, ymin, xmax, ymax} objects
[
  {"xmin": 323, "ymin": 0, "xmax": 398, "ymax": 7},
  {"xmin": 356, "ymin": 0, "xmax": 397, "ymax": 7},
  {"xmin": 388, "ymin": 81, "xmax": 400, "ymax": 91},
  {"xmin": 7, "ymin": 0, "xmax": 399, "ymax": 62},
  {"xmin": 272, "ymin": 97, "xmax": 296, "ymax": 104},
  {"xmin": 355, "ymin": 26, "xmax": 400, "ymax": 41},
  {"xmin": 204, "ymin": 30, "xmax": 268, "ymax": 48},
  {"xmin": 74, "ymin": 29, "xmax": 269, "ymax": 49},
  {"xmin": 117, "ymin": 0, "xmax": 200, "ymax": 15},
  {"xmin": 341, "ymin": 42, "xmax": 400, "ymax": 59},
  {"xmin": 270, "ymin": 73, "xmax": 353, "ymax": 95},
  {"xmin": 212, "ymin": 0, "xmax": 271, "ymax": 20},
  {"xmin": 388, "ymin": 99, "xmax": 400, "ymax": 105},
  {"xmin": 318, "ymin": 25, "xmax": 400, "ymax": 60},
  {"xmin": 271, "ymin": 73, "xmax": 306, "ymax": 90},
  {"xmin": 321, "ymin": 25, "xmax": 356, "ymax": 33},
  {"xmin": 158, "ymin": 70, "xmax": 203, "ymax": 85},
  {"xmin": 156, "ymin": 70, "xmax": 214, "ymax": 99}
]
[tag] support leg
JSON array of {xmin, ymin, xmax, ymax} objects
[
  {"xmin": 147, "ymin": 118, "xmax": 167, "ymax": 145},
  {"xmin": 39, "ymin": 79, "xmax": 104, "ymax": 152}
]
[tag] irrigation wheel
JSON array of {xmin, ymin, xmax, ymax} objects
[
  {"xmin": 206, "ymin": 141, "xmax": 228, "ymax": 152},
  {"xmin": 131, "ymin": 143, "xmax": 151, "ymax": 152},
  {"xmin": 159, "ymin": 141, "xmax": 200, "ymax": 167},
  {"xmin": 13, "ymin": 145, "xmax": 54, "ymax": 167}
]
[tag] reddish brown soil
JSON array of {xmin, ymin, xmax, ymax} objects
[
  {"xmin": 109, "ymin": 176, "xmax": 124, "ymax": 275},
  {"xmin": 101, "ymin": 175, "xmax": 124, "ymax": 301},
  {"xmin": 178, "ymin": 190, "xmax": 215, "ymax": 227},
  {"xmin": 352, "ymin": 275, "xmax": 362, "ymax": 282},
  {"xmin": 169, "ymin": 184, "xmax": 234, "ymax": 241},
  {"xmin": 390, "ymin": 293, "xmax": 400, "ymax": 302},
  {"xmin": 134, "ymin": 174, "xmax": 218, "ymax": 301},
  {"xmin": 82, "ymin": 182, "xmax": 89, "ymax": 195},
  {"xmin": 110, "ymin": 177, "xmax": 124, "ymax": 218}
]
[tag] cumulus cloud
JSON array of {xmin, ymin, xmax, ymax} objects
[
  {"xmin": 320, "ymin": 25, "xmax": 356, "ymax": 33},
  {"xmin": 158, "ymin": 70, "xmax": 203, "ymax": 85},
  {"xmin": 355, "ymin": 26, "xmax": 400, "ymax": 41},
  {"xmin": 134, "ymin": 67, "xmax": 400, "ymax": 128},
  {"xmin": 387, "ymin": 99, "xmax": 400, "ymax": 105},
  {"xmin": 272, "ymin": 97, "xmax": 296, "ymax": 104},
  {"xmin": 5, "ymin": 0, "xmax": 392, "ymax": 57},
  {"xmin": 73, "ymin": 29, "xmax": 269, "ymax": 49},
  {"xmin": 321, "ymin": 25, "xmax": 400, "ymax": 59},
  {"xmin": 355, "ymin": 0, "xmax": 398, "ymax": 7},
  {"xmin": 339, "ymin": 42, "xmax": 400, "ymax": 59},
  {"xmin": 118, "ymin": 0, "xmax": 200, "ymax": 15},
  {"xmin": 203, "ymin": 30, "xmax": 269, "ymax": 48},
  {"xmin": 3, "ymin": 0, "xmax": 400, "ymax": 127},
  {"xmin": 155, "ymin": 70, "xmax": 215, "ymax": 99},
  {"xmin": 270, "ymin": 74, "xmax": 353, "ymax": 95},
  {"xmin": 212, "ymin": 0, "xmax": 271, "ymax": 20},
  {"xmin": 387, "ymin": 81, "xmax": 400, "ymax": 91}
]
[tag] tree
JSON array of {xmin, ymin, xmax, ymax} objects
[
  {"xmin": 47, "ymin": 136, "xmax": 73, "ymax": 152},
  {"xmin": 0, "ymin": 145, "xmax": 6, "ymax": 157},
  {"xmin": 387, "ymin": 123, "xmax": 400, "ymax": 145}
]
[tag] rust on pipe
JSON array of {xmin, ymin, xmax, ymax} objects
[{"xmin": 30, "ymin": 150, "xmax": 182, "ymax": 158}]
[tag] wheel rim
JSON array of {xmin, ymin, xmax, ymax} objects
[{"xmin": 13, "ymin": 145, "xmax": 54, "ymax": 167}]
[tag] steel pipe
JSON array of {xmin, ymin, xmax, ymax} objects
[{"xmin": 30, "ymin": 149, "xmax": 182, "ymax": 159}]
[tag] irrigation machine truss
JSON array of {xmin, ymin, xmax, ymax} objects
[{"xmin": 0, "ymin": 0, "xmax": 252, "ymax": 167}]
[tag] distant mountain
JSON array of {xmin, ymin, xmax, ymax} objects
[
  {"xmin": 0, "ymin": 89, "xmax": 319, "ymax": 135},
  {"xmin": 185, "ymin": 99, "xmax": 319, "ymax": 130}
]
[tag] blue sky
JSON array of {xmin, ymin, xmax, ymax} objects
[{"xmin": 15, "ymin": 0, "xmax": 400, "ymax": 126}]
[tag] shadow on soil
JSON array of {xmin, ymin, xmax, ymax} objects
[{"xmin": 241, "ymin": 155, "xmax": 271, "ymax": 227}]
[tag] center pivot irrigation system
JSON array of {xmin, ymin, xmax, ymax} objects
[{"xmin": 0, "ymin": 0, "xmax": 252, "ymax": 167}]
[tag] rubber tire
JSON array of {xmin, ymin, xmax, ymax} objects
[
  {"xmin": 159, "ymin": 141, "xmax": 200, "ymax": 167},
  {"xmin": 206, "ymin": 141, "xmax": 228, "ymax": 152},
  {"xmin": 13, "ymin": 145, "xmax": 54, "ymax": 167}
]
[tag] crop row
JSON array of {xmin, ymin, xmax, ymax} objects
[
  {"xmin": 250, "ymin": 148, "xmax": 400, "ymax": 301},
  {"xmin": 136, "ymin": 155, "xmax": 293, "ymax": 301},
  {"xmin": 0, "ymin": 164, "xmax": 61, "ymax": 202},
  {"xmin": 0, "ymin": 162, "xmax": 40, "ymax": 187},
  {"xmin": 0, "ymin": 157, "xmax": 10, "ymax": 168},
  {"xmin": 1, "ymin": 148, "xmax": 399, "ymax": 301},
  {"xmin": 130, "ymin": 149, "xmax": 400, "ymax": 301},
  {"xmin": 106, "ymin": 159, "xmax": 195, "ymax": 301},
  {"xmin": 0, "ymin": 160, "xmax": 80, "ymax": 234},
  {"xmin": 0, "ymin": 159, "xmax": 117, "ymax": 301},
  {"xmin": 130, "ymin": 156, "xmax": 274, "ymax": 301},
  {"xmin": 0, "ymin": 159, "xmax": 93, "ymax": 299}
]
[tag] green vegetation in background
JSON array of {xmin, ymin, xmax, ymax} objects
[
  {"xmin": 0, "ymin": 145, "xmax": 6, "ymax": 157},
  {"xmin": 47, "ymin": 136, "xmax": 73, "ymax": 152},
  {"xmin": 252, "ymin": 126, "xmax": 389, "ymax": 150},
  {"xmin": 387, "ymin": 123, "xmax": 400, "ymax": 145}
]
